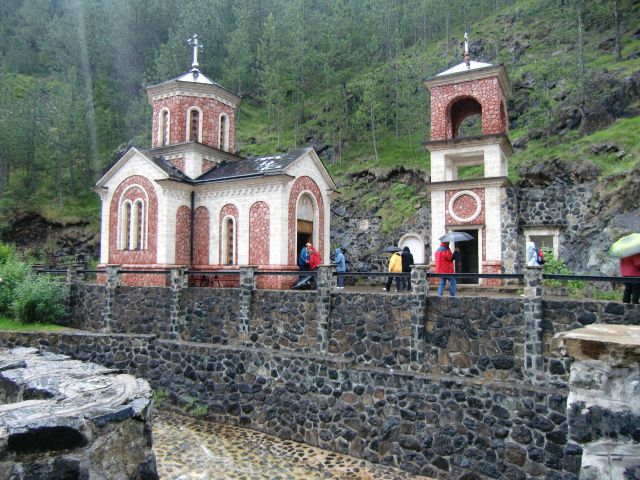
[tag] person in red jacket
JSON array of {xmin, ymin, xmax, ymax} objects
[
  {"xmin": 621, "ymin": 252, "xmax": 640, "ymax": 304},
  {"xmin": 435, "ymin": 242, "xmax": 457, "ymax": 297}
]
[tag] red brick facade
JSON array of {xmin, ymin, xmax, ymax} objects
[
  {"xmin": 287, "ymin": 177, "xmax": 325, "ymax": 266},
  {"xmin": 108, "ymin": 175, "xmax": 158, "ymax": 265},
  {"xmin": 249, "ymin": 201, "xmax": 270, "ymax": 265},
  {"xmin": 445, "ymin": 188, "xmax": 485, "ymax": 226},
  {"xmin": 429, "ymin": 77, "xmax": 508, "ymax": 141},
  {"xmin": 194, "ymin": 206, "xmax": 210, "ymax": 265},
  {"xmin": 201, "ymin": 159, "xmax": 215, "ymax": 173},
  {"xmin": 219, "ymin": 204, "xmax": 239, "ymax": 265},
  {"xmin": 151, "ymin": 96, "xmax": 235, "ymax": 151},
  {"xmin": 175, "ymin": 206, "xmax": 191, "ymax": 265},
  {"xmin": 170, "ymin": 158, "xmax": 185, "ymax": 171}
]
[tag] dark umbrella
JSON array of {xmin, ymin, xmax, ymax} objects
[
  {"xmin": 439, "ymin": 232, "xmax": 474, "ymax": 242},
  {"xmin": 379, "ymin": 246, "xmax": 402, "ymax": 253}
]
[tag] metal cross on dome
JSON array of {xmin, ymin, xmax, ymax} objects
[
  {"xmin": 187, "ymin": 33, "xmax": 203, "ymax": 72},
  {"xmin": 464, "ymin": 32, "xmax": 471, "ymax": 68}
]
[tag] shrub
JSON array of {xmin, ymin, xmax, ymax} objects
[
  {"xmin": 11, "ymin": 274, "xmax": 68, "ymax": 324},
  {"xmin": 0, "ymin": 258, "xmax": 30, "ymax": 315},
  {"xmin": 542, "ymin": 249, "xmax": 584, "ymax": 293}
]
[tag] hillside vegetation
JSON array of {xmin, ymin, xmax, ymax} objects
[{"xmin": 0, "ymin": 0, "xmax": 638, "ymax": 261}]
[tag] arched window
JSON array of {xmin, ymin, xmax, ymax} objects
[
  {"xmin": 219, "ymin": 114, "xmax": 229, "ymax": 151},
  {"xmin": 448, "ymin": 97, "xmax": 482, "ymax": 139},
  {"xmin": 120, "ymin": 201, "xmax": 132, "ymax": 250},
  {"xmin": 221, "ymin": 216, "xmax": 236, "ymax": 265},
  {"xmin": 118, "ymin": 197, "xmax": 146, "ymax": 251},
  {"xmin": 131, "ymin": 199, "xmax": 145, "ymax": 250},
  {"xmin": 159, "ymin": 109, "xmax": 170, "ymax": 146},
  {"xmin": 187, "ymin": 107, "xmax": 202, "ymax": 143}
]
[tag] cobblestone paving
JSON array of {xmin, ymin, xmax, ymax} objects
[{"xmin": 153, "ymin": 410, "xmax": 431, "ymax": 480}]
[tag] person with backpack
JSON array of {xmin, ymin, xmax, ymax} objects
[{"xmin": 400, "ymin": 246, "xmax": 414, "ymax": 291}]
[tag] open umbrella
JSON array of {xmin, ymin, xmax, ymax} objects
[
  {"xmin": 380, "ymin": 245, "xmax": 402, "ymax": 253},
  {"xmin": 439, "ymin": 232, "xmax": 474, "ymax": 243},
  {"xmin": 609, "ymin": 233, "xmax": 640, "ymax": 258}
]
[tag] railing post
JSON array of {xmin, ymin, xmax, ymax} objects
[
  {"xmin": 102, "ymin": 265, "xmax": 120, "ymax": 333},
  {"xmin": 66, "ymin": 263, "xmax": 84, "ymax": 285},
  {"xmin": 238, "ymin": 266, "xmax": 256, "ymax": 339},
  {"xmin": 169, "ymin": 267, "xmax": 188, "ymax": 339},
  {"xmin": 408, "ymin": 265, "xmax": 429, "ymax": 368},
  {"xmin": 524, "ymin": 266, "xmax": 544, "ymax": 383},
  {"xmin": 316, "ymin": 265, "xmax": 333, "ymax": 354}
]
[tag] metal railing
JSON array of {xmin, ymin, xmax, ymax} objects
[{"xmin": 33, "ymin": 266, "xmax": 640, "ymax": 287}]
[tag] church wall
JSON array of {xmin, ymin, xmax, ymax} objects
[
  {"xmin": 430, "ymin": 77, "xmax": 508, "ymax": 141},
  {"xmin": 194, "ymin": 206, "xmax": 210, "ymax": 265},
  {"xmin": 285, "ymin": 153, "xmax": 333, "ymax": 262},
  {"xmin": 151, "ymin": 96, "xmax": 236, "ymax": 151},
  {"xmin": 156, "ymin": 186, "xmax": 191, "ymax": 266},
  {"xmin": 175, "ymin": 206, "xmax": 191, "ymax": 265}
]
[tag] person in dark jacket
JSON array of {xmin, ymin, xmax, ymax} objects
[
  {"xmin": 621, "ymin": 252, "xmax": 640, "ymax": 304},
  {"xmin": 435, "ymin": 242, "xmax": 457, "ymax": 297},
  {"xmin": 400, "ymin": 246, "xmax": 414, "ymax": 291}
]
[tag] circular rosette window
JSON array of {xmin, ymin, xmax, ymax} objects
[{"xmin": 448, "ymin": 190, "xmax": 482, "ymax": 223}]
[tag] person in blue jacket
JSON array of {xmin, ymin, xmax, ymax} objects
[
  {"xmin": 298, "ymin": 243, "xmax": 310, "ymax": 271},
  {"xmin": 334, "ymin": 248, "xmax": 346, "ymax": 289}
]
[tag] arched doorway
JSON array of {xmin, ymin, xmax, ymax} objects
[
  {"xmin": 399, "ymin": 234, "xmax": 425, "ymax": 264},
  {"xmin": 296, "ymin": 194, "xmax": 315, "ymax": 264}
]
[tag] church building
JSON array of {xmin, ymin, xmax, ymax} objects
[{"xmin": 95, "ymin": 35, "xmax": 336, "ymax": 287}]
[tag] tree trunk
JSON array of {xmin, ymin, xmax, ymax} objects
[
  {"xmin": 614, "ymin": 0, "xmax": 622, "ymax": 61},
  {"xmin": 370, "ymin": 95, "xmax": 379, "ymax": 165}
]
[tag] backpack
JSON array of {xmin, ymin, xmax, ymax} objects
[{"xmin": 537, "ymin": 249, "xmax": 545, "ymax": 265}]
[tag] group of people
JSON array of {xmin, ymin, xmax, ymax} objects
[
  {"xmin": 384, "ymin": 246, "xmax": 414, "ymax": 292},
  {"xmin": 298, "ymin": 243, "xmax": 347, "ymax": 289},
  {"xmin": 297, "ymin": 239, "xmax": 639, "ymax": 304}
]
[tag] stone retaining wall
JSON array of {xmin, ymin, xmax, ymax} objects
[
  {"xmin": 40, "ymin": 272, "xmax": 640, "ymax": 479},
  {"xmin": 0, "ymin": 331, "xmax": 579, "ymax": 480}
]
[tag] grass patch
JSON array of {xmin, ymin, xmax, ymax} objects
[{"xmin": 0, "ymin": 316, "xmax": 70, "ymax": 332}]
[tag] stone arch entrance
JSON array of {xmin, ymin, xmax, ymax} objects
[{"xmin": 399, "ymin": 234, "xmax": 425, "ymax": 264}]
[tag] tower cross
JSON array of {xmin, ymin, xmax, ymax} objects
[
  {"xmin": 187, "ymin": 34, "xmax": 203, "ymax": 72},
  {"xmin": 464, "ymin": 32, "xmax": 471, "ymax": 68}
]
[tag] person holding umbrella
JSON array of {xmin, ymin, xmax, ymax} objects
[
  {"xmin": 435, "ymin": 241, "xmax": 457, "ymax": 297},
  {"xmin": 610, "ymin": 233, "xmax": 640, "ymax": 305}
]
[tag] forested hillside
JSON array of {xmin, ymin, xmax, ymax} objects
[{"xmin": 0, "ymin": 0, "xmax": 638, "ymax": 262}]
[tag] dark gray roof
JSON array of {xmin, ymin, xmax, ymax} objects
[
  {"xmin": 149, "ymin": 155, "xmax": 193, "ymax": 183},
  {"xmin": 195, "ymin": 147, "xmax": 312, "ymax": 183}
]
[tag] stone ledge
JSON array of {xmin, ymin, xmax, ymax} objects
[{"xmin": 555, "ymin": 324, "xmax": 640, "ymax": 365}]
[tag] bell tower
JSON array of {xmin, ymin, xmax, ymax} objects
[
  {"xmin": 424, "ymin": 34, "xmax": 513, "ymax": 283},
  {"xmin": 146, "ymin": 34, "xmax": 242, "ymax": 178}
]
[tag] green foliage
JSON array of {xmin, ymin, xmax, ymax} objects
[
  {"xmin": 0, "ymin": 0, "xmax": 638, "ymax": 234},
  {"xmin": 0, "ymin": 243, "xmax": 67, "ymax": 323},
  {"xmin": 183, "ymin": 396, "xmax": 208, "ymax": 418},
  {"xmin": 0, "ymin": 315, "xmax": 68, "ymax": 332},
  {"xmin": 11, "ymin": 275, "xmax": 68, "ymax": 324},
  {"xmin": 154, "ymin": 388, "xmax": 169, "ymax": 407},
  {"xmin": 542, "ymin": 250, "xmax": 584, "ymax": 293},
  {"xmin": 0, "ymin": 257, "xmax": 30, "ymax": 314}
]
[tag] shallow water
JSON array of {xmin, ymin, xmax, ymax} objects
[{"xmin": 153, "ymin": 410, "xmax": 431, "ymax": 480}]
